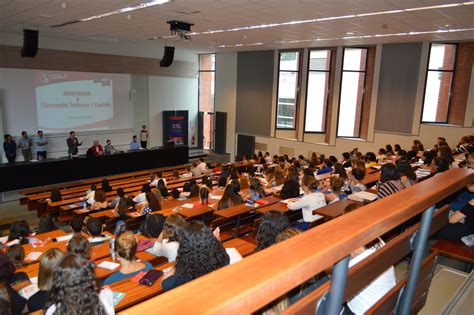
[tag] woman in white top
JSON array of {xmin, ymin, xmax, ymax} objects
[
  {"xmin": 287, "ymin": 176, "xmax": 326, "ymax": 228},
  {"xmin": 44, "ymin": 254, "xmax": 114, "ymax": 315},
  {"xmin": 151, "ymin": 214, "xmax": 185, "ymax": 262}
]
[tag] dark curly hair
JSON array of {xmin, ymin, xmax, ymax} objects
[
  {"xmin": 174, "ymin": 221, "xmax": 229, "ymax": 282},
  {"xmin": 256, "ymin": 211, "xmax": 290, "ymax": 251},
  {"xmin": 44, "ymin": 254, "xmax": 106, "ymax": 315}
]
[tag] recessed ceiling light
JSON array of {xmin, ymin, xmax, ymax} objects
[
  {"xmin": 444, "ymin": 24, "xmax": 450, "ymax": 27},
  {"xmin": 346, "ymin": 32, "xmax": 354, "ymax": 35},
  {"xmin": 217, "ymin": 27, "xmax": 474, "ymax": 48},
  {"xmin": 61, "ymin": 3, "xmax": 67, "ymax": 9},
  {"xmin": 52, "ymin": 0, "xmax": 172, "ymax": 28},
  {"xmin": 190, "ymin": 2, "xmax": 474, "ymax": 37}
]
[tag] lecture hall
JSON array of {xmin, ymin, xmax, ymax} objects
[{"xmin": 0, "ymin": 0, "xmax": 473, "ymax": 314}]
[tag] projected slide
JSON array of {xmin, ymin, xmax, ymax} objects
[{"xmin": 35, "ymin": 72, "xmax": 114, "ymax": 132}]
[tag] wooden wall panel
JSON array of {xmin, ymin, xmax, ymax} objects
[{"xmin": 0, "ymin": 45, "xmax": 197, "ymax": 78}]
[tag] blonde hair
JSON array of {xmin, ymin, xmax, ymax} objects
[
  {"xmin": 276, "ymin": 228, "xmax": 301, "ymax": 243},
  {"xmin": 115, "ymin": 231, "xmax": 137, "ymax": 261},
  {"xmin": 38, "ymin": 248, "xmax": 65, "ymax": 291}
]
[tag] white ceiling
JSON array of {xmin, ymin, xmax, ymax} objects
[{"xmin": 0, "ymin": 0, "xmax": 473, "ymax": 52}]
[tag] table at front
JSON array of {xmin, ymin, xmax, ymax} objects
[{"xmin": 0, "ymin": 145, "xmax": 189, "ymax": 192}]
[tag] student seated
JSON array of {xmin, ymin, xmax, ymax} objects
[
  {"xmin": 348, "ymin": 168, "xmax": 367, "ymax": 193},
  {"xmin": 396, "ymin": 159, "xmax": 417, "ymax": 188},
  {"xmin": 161, "ymin": 221, "xmax": 230, "ymax": 291},
  {"xmin": 287, "ymin": 176, "xmax": 326, "ymax": 230},
  {"xmin": 37, "ymin": 215, "xmax": 57, "ymax": 234},
  {"xmin": 324, "ymin": 177, "xmax": 347, "ymax": 204},
  {"xmin": 49, "ymin": 188, "xmax": 62, "ymax": 202},
  {"xmin": 376, "ymin": 164, "xmax": 404, "ymax": 199},
  {"xmin": 140, "ymin": 192, "xmax": 162, "ymax": 216},
  {"xmin": 0, "ymin": 252, "xmax": 28, "ymax": 314},
  {"xmin": 90, "ymin": 189, "xmax": 111, "ymax": 213},
  {"xmin": 316, "ymin": 159, "xmax": 333, "ymax": 175},
  {"xmin": 245, "ymin": 178, "xmax": 265, "ymax": 201},
  {"xmin": 133, "ymin": 184, "xmax": 151, "ymax": 204},
  {"xmin": 150, "ymin": 214, "xmax": 186, "ymax": 262},
  {"xmin": 28, "ymin": 248, "xmax": 65, "ymax": 312},
  {"xmin": 44, "ymin": 254, "xmax": 114, "ymax": 315},
  {"xmin": 8, "ymin": 221, "xmax": 37, "ymax": 245},
  {"xmin": 67, "ymin": 235, "xmax": 91, "ymax": 261},
  {"xmin": 157, "ymin": 179, "xmax": 169, "ymax": 198},
  {"xmin": 279, "ymin": 169, "xmax": 301, "ymax": 200},
  {"xmin": 70, "ymin": 216, "xmax": 84, "ymax": 235},
  {"xmin": 217, "ymin": 180, "xmax": 244, "ymax": 210},
  {"xmin": 103, "ymin": 232, "xmax": 153, "ymax": 285},
  {"xmin": 86, "ymin": 218, "xmax": 108, "ymax": 245},
  {"xmin": 256, "ymin": 211, "xmax": 291, "ymax": 251},
  {"xmin": 5, "ymin": 245, "xmax": 27, "ymax": 268},
  {"xmin": 341, "ymin": 152, "xmax": 352, "ymax": 168}
]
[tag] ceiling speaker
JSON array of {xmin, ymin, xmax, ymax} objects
[
  {"xmin": 21, "ymin": 29, "xmax": 39, "ymax": 58},
  {"xmin": 160, "ymin": 46, "xmax": 175, "ymax": 67}
]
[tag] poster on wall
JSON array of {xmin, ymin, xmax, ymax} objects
[{"xmin": 162, "ymin": 110, "xmax": 189, "ymax": 146}]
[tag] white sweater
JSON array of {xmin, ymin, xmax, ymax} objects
[{"xmin": 287, "ymin": 192, "xmax": 326, "ymax": 222}]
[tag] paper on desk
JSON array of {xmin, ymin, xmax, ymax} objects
[
  {"xmin": 97, "ymin": 261, "xmax": 120, "ymax": 270},
  {"xmin": 55, "ymin": 234, "xmax": 73, "ymax": 242},
  {"xmin": 18, "ymin": 283, "xmax": 39, "ymax": 299},
  {"xmin": 209, "ymin": 194, "xmax": 222, "ymax": 200},
  {"xmin": 181, "ymin": 203, "xmax": 194, "ymax": 209},
  {"xmin": 30, "ymin": 277, "xmax": 38, "ymax": 284},
  {"xmin": 113, "ymin": 292, "xmax": 126, "ymax": 306},
  {"xmin": 349, "ymin": 191, "xmax": 378, "ymax": 202},
  {"xmin": 26, "ymin": 252, "xmax": 42, "ymax": 261}
]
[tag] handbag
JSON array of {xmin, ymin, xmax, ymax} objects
[{"xmin": 139, "ymin": 269, "xmax": 163, "ymax": 286}]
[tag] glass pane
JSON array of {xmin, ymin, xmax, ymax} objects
[
  {"xmin": 305, "ymin": 71, "xmax": 329, "ymax": 132},
  {"xmin": 428, "ymin": 44, "xmax": 456, "ymax": 71},
  {"xmin": 337, "ymin": 72, "xmax": 365, "ymax": 137},
  {"xmin": 422, "ymin": 71, "xmax": 453, "ymax": 122},
  {"xmin": 199, "ymin": 71, "xmax": 215, "ymax": 112},
  {"xmin": 276, "ymin": 71, "xmax": 298, "ymax": 128},
  {"xmin": 280, "ymin": 52, "xmax": 300, "ymax": 71},
  {"xmin": 199, "ymin": 54, "xmax": 215, "ymax": 71},
  {"xmin": 309, "ymin": 50, "xmax": 331, "ymax": 71},
  {"xmin": 343, "ymin": 48, "xmax": 367, "ymax": 71}
]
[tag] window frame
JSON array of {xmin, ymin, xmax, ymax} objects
[
  {"xmin": 198, "ymin": 53, "xmax": 216, "ymax": 113},
  {"xmin": 336, "ymin": 46, "xmax": 369, "ymax": 139},
  {"xmin": 275, "ymin": 49, "xmax": 303, "ymax": 131},
  {"xmin": 303, "ymin": 48, "xmax": 334, "ymax": 134},
  {"xmin": 420, "ymin": 42, "xmax": 458, "ymax": 125}
]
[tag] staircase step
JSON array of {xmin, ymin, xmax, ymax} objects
[
  {"xmin": 419, "ymin": 265, "xmax": 469, "ymax": 315},
  {"xmin": 442, "ymin": 271, "xmax": 474, "ymax": 315}
]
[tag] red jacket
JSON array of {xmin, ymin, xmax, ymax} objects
[{"xmin": 90, "ymin": 144, "xmax": 104, "ymax": 156}]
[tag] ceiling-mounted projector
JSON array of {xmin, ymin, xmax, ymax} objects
[{"xmin": 167, "ymin": 20, "xmax": 194, "ymax": 40}]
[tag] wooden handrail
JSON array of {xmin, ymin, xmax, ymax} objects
[{"xmin": 121, "ymin": 168, "xmax": 473, "ymax": 314}]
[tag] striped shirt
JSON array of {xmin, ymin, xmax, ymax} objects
[{"xmin": 376, "ymin": 180, "xmax": 404, "ymax": 199}]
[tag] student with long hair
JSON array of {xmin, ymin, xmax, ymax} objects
[
  {"xmin": 90, "ymin": 189, "xmax": 111, "ymax": 212},
  {"xmin": 103, "ymin": 232, "xmax": 153, "ymax": 285},
  {"xmin": 287, "ymin": 176, "xmax": 326, "ymax": 229},
  {"xmin": 141, "ymin": 192, "xmax": 161, "ymax": 216},
  {"xmin": 376, "ymin": 163, "xmax": 404, "ymax": 199},
  {"xmin": 50, "ymin": 188, "xmax": 62, "ymax": 203},
  {"xmin": 246, "ymin": 178, "xmax": 265, "ymax": 201},
  {"xmin": 66, "ymin": 234, "xmax": 91, "ymax": 260},
  {"xmin": 217, "ymin": 182, "xmax": 244, "ymax": 210},
  {"xmin": 161, "ymin": 221, "xmax": 230, "ymax": 291},
  {"xmin": 5, "ymin": 245, "xmax": 27, "ymax": 268},
  {"xmin": 28, "ymin": 248, "xmax": 65, "ymax": 312},
  {"xmin": 151, "ymin": 214, "xmax": 186, "ymax": 262},
  {"xmin": 44, "ymin": 254, "xmax": 114, "ymax": 315},
  {"xmin": 396, "ymin": 159, "xmax": 417, "ymax": 187},
  {"xmin": 8, "ymin": 221, "xmax": 36, "ymax": 245},
  {"xmin": 256, "ymin": 211, "xmax": 290, "ymax": 251}
]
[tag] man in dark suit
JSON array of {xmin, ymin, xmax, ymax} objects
[{"xmin": 67, "ymin": 131, "xmax": 82, "ymax": 157}]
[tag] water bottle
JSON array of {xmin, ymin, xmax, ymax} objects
[{"xmin": 109, "ymin": 239, "xmax": 115, "ymax": 261}]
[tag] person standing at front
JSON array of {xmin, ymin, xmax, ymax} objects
[
  {"xmin": 67, "ymin": 131, "xmax": 82, "ymax": 157},
  {"xmin": 140, "ymin": 125, "xmax": 149, "ymax": 149},
  {"xmin": 3, "ymin": 134, "xmax": 17, "ymax": 163},
  {"xmin": 18, "ymin": 131, "xmax": 33, "ymax": 162},
  {"xmin": 35, "ymin": 130, "xmax": 48, "ymax": 160}
]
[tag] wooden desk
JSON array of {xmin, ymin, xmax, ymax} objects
[
  {"xmin": 177, "ymin": 205, "xmax": 215, "ymax": 220},
  {"xmin": 223, "ymin": 238, "xmax": 256, "ymax": 257},
  {"xmin": 314, "ymin": 198, "xmax": 352, "ymax": 219},
  {"xmin": 256, "ymin": 201, "xmax": 289, "ymax": 214},
  {"xmin": 34, "ymin": 229, "xmax": 68, "ymax": 240}
]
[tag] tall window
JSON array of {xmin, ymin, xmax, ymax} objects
[
  {"xmin": 422, "ymin": 43, "xmax": 457, "ymax": 123},
  {"xmin": 199, "ymin": 54, "xmax": 216, "ymax": 149},
  {"xmin": 276, "ymin": 51, "xmax": 301, "ymax": 129},
  {"xmin": 337, "ymin": 48, "xmax": 367, "ymax": 138},
  {"xmin": 305, "ymin": 49, "xmax": 332, "ymax": 133}
]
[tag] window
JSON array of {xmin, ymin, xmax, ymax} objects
[
  {"xmin": 199, "ymin": 54, "xmax": 215, "ymax": 149},
  {"xmin": 337, "ymin": 48, "xmax": 368, "ymax": 138},
  {"xmin": 276, "ymin": 51, "xmax": 301, "ymax": 129},
  {"xmin": 421, "ymin": 43, "xmax": 457, "ymax": 123},
  {"xmin": 304, "ymin": 49, "xmax": 332, "ymax": 132}
]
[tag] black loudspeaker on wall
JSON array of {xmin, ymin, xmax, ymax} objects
[
  {"xmin": 160, "ymin": 46, "xmax": 175, "ymax": 67},
  {"xmin": 215, "ymin": 112, "xmax": 227, "ymax": 154},
  {"xmin": 21, "ymin": 29, "xmax": 39, "ymax": 58}
]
